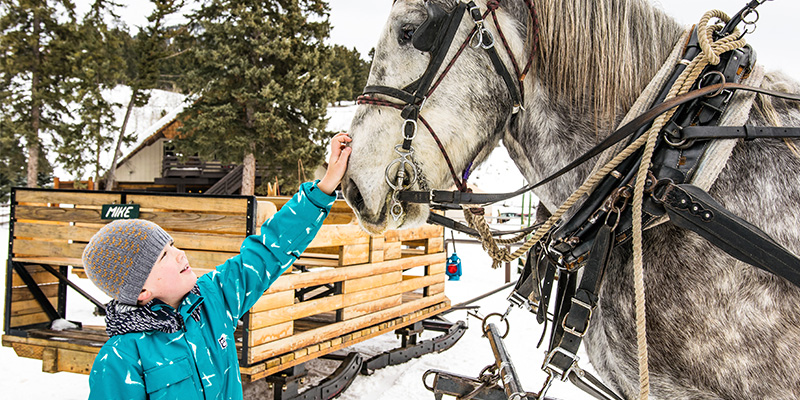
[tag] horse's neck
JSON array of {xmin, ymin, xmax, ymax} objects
[
  {"xmin": 504, "ymin": 0, "xmax": 684, "ymax": 211},
  {"xmin": 504, "ymin": 94, "xmax": 603, "ymax": 211}
]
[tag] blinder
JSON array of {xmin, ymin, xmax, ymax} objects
[{"xmin": 412, "ymin": 1, "xmax": 451, "ymax": 53}]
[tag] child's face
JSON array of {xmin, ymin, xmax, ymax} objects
[{"xmin": 142, "ymin": 242, "xmax": 198, "ymax": 308}]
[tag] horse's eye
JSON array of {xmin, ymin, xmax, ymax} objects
[{"xmin": 400, "ymin": 28, "xmax": 415, "ymax": 43}]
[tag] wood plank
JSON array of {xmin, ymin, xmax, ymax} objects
[
  {"xmin": 12, "ymin": 285, "xmax": 59, "ymax": 302},
  {"xmin": 16, "ymin": 207, "xmax": 249, "ymax": 234},
  {"xmin": 265, "ymin": 253, "xmax": 445, "ymax": 293},
  {"xmin": 306, "ymin": 225, "xmax": 370, "ymax": 248},
  {"xmin": 13, "ymin": 222, "xmax": 101, "ymax": 243},
  {"xmin": 2, "ymin": 334, "xmax": 105, "ymax": 352},
  {"xmin": 258, "ymin": 197, "xmax": 354, "ymax": 215},
  {"xmin": 11, "ymin": 268, "xmax": 59, "ymax": 286},
  {"xmin": 341, "ymin": 295, "xmax": 402, "ymax": 320},
  {"xmin": 8, "ymin": 342, "xmax": 45, "ymax": 360},
  {"xmin": 247, "ymin": 321, "xmax": 294, "ymax": 347},
  {"xmin": 14, "ymin": 190, "xmax": 120, "ymax": 206},
  {"xmin": 393, "ymin": 225, "xmax": 444, "ymax": 242},
  {"xmin": 339, "ymin": 243, "xmax": 370, "ymax": 266},
  {"xmin": 292, "ymin": 258, "xmax": 340, "ymax": 268},
  {"xmin": 250, "ymin": 274, "xmax": 443, "ymax": 330},
  {"xmin": 345, "ymin": 274, "xmax": 442, "ymax": 309},
  {"xmin": 126, "ymin": 194, "xmax": 250, "ymax": 214},
  {"xmin": 184, "ymin": 249, "xmax": 236, "ymax": 269},
  {"xmin": 250, "ymin": 290, "xmax": 295, "ymax": 313},
  {"xmin": 138, "ymin": 211, "xmax": 248, "ymax": 234},
  {"xmin": 10, "ymin": 312, "xmax": 50, "ymax": 328},
  {"xmin": 384, "ymin": 242, "xmax": 402, "ymax": 260},
  {"xmin": 13, "ymin": 206, "xmax": 248, "ymax": 234},
  {"xmin": 428, "ymin": 262, "xmax": 446, "ymax": 275},
  {"xmin": 324, "ymin": 213, "xmax": 356, "ymax": 225},
  {"xmin": 250, "ymin": 295, "xmax": 343, "ymax": 330},
  {"xmin": 15, "ymin": 206, "xmax": 106, "ymax": 224},
  {"xmin": 55, "ymin": 348, "xmax": 96, "ymax": 375},
  {"xmin": 28, "ymin": 328, "xmax": 109, "ymax": 344},
  {"xmin": 13, "ymin": 238, "xmax": 84, "ymax": 259},
  {"xmin": 426, "ymin": 237, "xmax": 445, "ymax": 254},
  {"xmin": 12, "ymin": 257, "xmax": 82, "ymax": 267},
  {"xmin": 169, "ymin": 231, "xmax": 245, "ymax": 253},
  {"xmin": 42, "ymin": 347, "xmax": 58, "ymax": 373},
  {"xmin": 369, "ymin": 236, "xmax": 385, "ymax": 263},
  {"xmin": 247, "ymin": 293, "xmax": 447, "ymax": 363},
  {"xmin": 10, "ymin": 298, "xmax": 59, "ymax": 317},
  {"xmin": 342, "ymin": 271, "xmax": 402, "ymax": 294},
  {"xmin": 244, "ymin": 302, "xmax": 450, "ymax": 382},
  {"xmin": 428, "ymin": 282, "xmax": 446, "ymax": 296},
  {"xmin": 256, "ymin": 201, "xmax": 278, "ymax": 226}
]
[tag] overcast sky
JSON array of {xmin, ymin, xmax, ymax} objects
[{"xmin": 74, "ymin": 0, "xmax": 799, "ymax": 79}]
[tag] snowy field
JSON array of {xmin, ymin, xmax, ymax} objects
[{"xmin": 1, "ymin": 102, "xmax": 597, "ymax": 399}]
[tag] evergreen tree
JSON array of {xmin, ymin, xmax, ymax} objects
[
  {"xmin": 0, "ymin": 0, "xmax": 75, "ymax": 189},
  {"xmin": 54, "ymin": 0, "xmax": 128, "ymax": 184},
  {"xmin": 328, "ymin": 45, "xmax": 370, "ymax": 104},
  {"xmin": 105, "ymin": 0, "xmax": 184, "ymax": 190},
  {"xmin": 178, "ymin": 0, "xmax": 337, "ymax": 195}
]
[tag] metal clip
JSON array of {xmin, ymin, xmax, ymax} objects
[{"xmin": 470, "ymin": 18, "xmax": 495, "ymax": 50}]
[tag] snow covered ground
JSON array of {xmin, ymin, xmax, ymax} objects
[{"xmin": 1, "ymin": 103, "xmax": 598, "ymax": 399}]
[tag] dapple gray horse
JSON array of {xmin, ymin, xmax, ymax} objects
[{"xmin": 341, "ymin": 0, "xmax": 800, "ymax": 399}]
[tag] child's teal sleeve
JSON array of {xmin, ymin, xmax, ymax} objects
[
  {"xmin": 88, "ymin": 343, "xmax": 146, "ymax": 399},
  {"xmin": 201, "ymin": 181, "xmax": 336, "ymax": 321}
]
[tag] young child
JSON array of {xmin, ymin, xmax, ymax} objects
[{"xmin": 83, "ymin": 133, "xmax": 351, "ymax": 399}]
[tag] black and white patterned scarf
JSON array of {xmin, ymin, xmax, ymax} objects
[{"xmin": 106, "ymin": 286, "xmax": 203, "ymax": 337}]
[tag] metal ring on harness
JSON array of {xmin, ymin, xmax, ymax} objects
[
  {"xmin": 664, "ymin": 129, "xmax": 691, "ymax": 148},
  {"xmin": 402, "ymin": 119, "xmax": 418, "ymax": 141},
  {"xmin": 699, "ymin": 71, "xmax": 727, "ymax": 98},
  {"xmin": 481, "ymin": 313, "xmax": 510, "ymax": 338}
]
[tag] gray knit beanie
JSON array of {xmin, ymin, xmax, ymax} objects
[{"xmin": 82, "ymin": 219, "xmax": 173, "ymax": 305}]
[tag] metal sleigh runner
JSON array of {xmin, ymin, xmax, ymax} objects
[{"xmin": 343, "ymin": 0, "xmax": 800, "ymax": 398}]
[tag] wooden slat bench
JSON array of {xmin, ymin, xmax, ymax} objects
[{"xmin": 3, "ymin": 188, "xmax": 450, "ymax": 383}]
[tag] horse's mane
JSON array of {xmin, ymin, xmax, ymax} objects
[{"xmin": 533, "ymin": 0, "xmax": 684, "ymax": 124}]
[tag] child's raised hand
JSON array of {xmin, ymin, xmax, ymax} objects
[{"xmin": 318, "ymin": 132, "xmax": 352, "ymax": 195}]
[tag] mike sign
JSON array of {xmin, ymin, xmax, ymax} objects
[{"xmin": 101, "ymin": 204, "xmax": 140, "ymax": 220}]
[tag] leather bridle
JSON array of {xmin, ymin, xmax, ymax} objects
[{"xmin": 356, "ymin": 0, "xmax": 539, "ymax": 222}]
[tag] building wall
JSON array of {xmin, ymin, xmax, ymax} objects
[{"xmin": 115, "ymin": 138, "xmax": 165, "ymax": 183}]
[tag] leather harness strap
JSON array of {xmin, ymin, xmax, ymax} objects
[
  {"xmin": 682, "ymin": 125, "xmax": 800, "ymax": 140},
  {"xmin": 654, "ymin": 182, "xmax": 800, "ymax": 287},
  {"xmin": 400, "ymin": 82, "xmax": 800, "ymax": 207}
]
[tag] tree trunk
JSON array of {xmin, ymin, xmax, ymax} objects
[
  {"xmin": 94, "ymin": 131, "xmax": 102, "ymax": 188},
  {"xmin": 241, "ymin": 152, "xmax": 256, "ymax": 196},
  {"xmin": 27, "ymin": 11, "xmax": 42, "ymax": 188},
  {"xmin": 106, "ymin": 93, "xmax": 137, "ymax": 190}
]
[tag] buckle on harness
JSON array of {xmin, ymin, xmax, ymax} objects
[
  {"xmin": 561, "ymin": 297, "xmax": 594, "ymax": 338},
  {"xmin": 542, "ymin": 347, "xmax": 580, "ymax": 381}
]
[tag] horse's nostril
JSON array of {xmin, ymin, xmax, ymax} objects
[{"xmin": 346, "ymin": 179, "xmax": 366, "ymax": 212}]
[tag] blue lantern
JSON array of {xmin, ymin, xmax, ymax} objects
[{"xmin": 446, "ymin": 253, "xmax": 462, "ymax": 281}]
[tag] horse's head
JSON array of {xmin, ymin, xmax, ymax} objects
[{"xmin": 342, "ymin": 0, "xmax": 527, "ymax": 234}]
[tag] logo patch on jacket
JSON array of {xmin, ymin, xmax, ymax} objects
[{"xmin": 218, "ymin": 334, "xmax": 228, "ymax": 349}]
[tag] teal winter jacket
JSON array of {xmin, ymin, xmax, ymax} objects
[{"xmin": 88, "ymin": 182, "xmax": 336, "ymax": 400}]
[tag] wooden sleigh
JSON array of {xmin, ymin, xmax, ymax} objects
[{"xmin": 3, "ymin": 188, "xmax": 464, "ymax": 398}]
